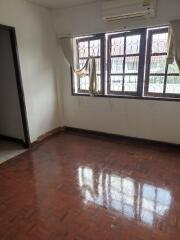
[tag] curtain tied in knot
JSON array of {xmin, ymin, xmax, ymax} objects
[{"xmin": 59, "ymin": 37, "xmax": 98, "ymax": 95}]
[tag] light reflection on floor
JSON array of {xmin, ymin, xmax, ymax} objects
[{"xmin": 78, "ymin": 167, "xmax": 171, "ymax": 227}]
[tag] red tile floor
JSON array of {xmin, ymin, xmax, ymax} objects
[{"xmin": 0, "ymin": 131, "xmax": 180, "ymax": 240}]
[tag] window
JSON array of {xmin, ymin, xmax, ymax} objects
[
  {"xmin": 145, "ymin": 28, "xmax": 180, "ymax": 98},
  {"xmin": 73, "ymin": 26, "xmax": 180, "ymax": 100},
  {"xmin": 76, "ymin": 35, "xmax": 104, "ymax": 94},
  {"xmin": 107, "ymin": 29, "xmax": 146, "ymax": 96}
]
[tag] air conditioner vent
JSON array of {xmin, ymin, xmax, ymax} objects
[{"xmin": 102, "ymin": 0, "xmax": 156, "ymax": 23}]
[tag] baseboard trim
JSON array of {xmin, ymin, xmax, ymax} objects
[
  {"xmin": 29, "ymin": 126, "xmax": 180, "ymax": 149},
  {"xmin": 0, "ymin": 135, "xmax": 25, "ymax": 147},
  {"xmin": 37, "ymin": 127, "xmax": 65, "ymax": 142},
  {"xmin": 64, "ymin": 126, "xmax": 180, "ymax": 148},
  {"xmin": 30, "ymin": 127, "xmax": 65, "ymax": 148}
]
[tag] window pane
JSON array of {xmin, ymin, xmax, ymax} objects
[
  {"xmin": 152, "ymin": 32, "xmax": 168, "ymax": 53},
  {"xmin": 79, "ymin": 41, "xmax": 88, "ymax": 58},
  {"xmin": 150, "ymin": 55, "xmax": 166, "ymax": 74},
  {"xmin": 76, "ymin": 36, "xmax": 104, "ymax": 94},
  {"xmin": 90, "ymin": 40, "xmax": 101, "ymax": 57},
  {"xmin": 124, "ymin": 75, "xmax": 138, "ymax": 92},
  {"xmin": 126, "ymin": 35, "xmax": 141, "ymax": 54},
  {"xmin": 110, "ymin": 75, "xmax": 123, "ymax": 91},
  {"xmin": 166, "ymin": 76, "xmax": 180, "ymax": 94},
  {"xmin": 167, "ymin": 61, "xmax": 179, "ymax": 74},
  {"xmin": 148, "ymin": 76, "xmax": 164, "ymax": 93},
  {"xmin": 96, "ymin": 75, "xmax": 101, "ymax": 91},
  {"xmin": 125, "ymin": 56, "xmax": 139, "ymax": 73},
  {"xmin": 79, "ymin": 59, "xmax": 87, "ymax": 70},
  {"xmin": 95, "ymin": 58, "xmax": 101, "ymax": 74},
  {"xmin": 111, "ymin": 37, "xmax": 124, "ymax": 56},
  {"xmin": 80, "ymin": 75, "xmax": 89, "ymax": 90},
  {"xmin": 111, "ymin": 57, "xmax": 124, "ymax": 74}
]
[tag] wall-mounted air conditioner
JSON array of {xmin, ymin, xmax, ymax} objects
[{"xmin": 102, "ymin": 0, "xmax": 157, "ymax": 23}]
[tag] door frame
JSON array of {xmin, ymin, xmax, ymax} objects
[{"xmin": 0, "ymin": 24, "xmax": 30, "ymax": 148}]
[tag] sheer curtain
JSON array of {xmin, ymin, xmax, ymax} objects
[{"xmin": 167, "ymin": 19, "xmax": 180, "ymax": 73}]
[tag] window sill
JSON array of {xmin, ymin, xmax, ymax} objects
[{"xmin": 72, "ymin": 93, "xmax": 180, "ymax": 102}]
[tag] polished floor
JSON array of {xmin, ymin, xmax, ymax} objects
[
  {"xmin": 0, "ymin": 140, "xmax": 25, "ymax": 164},
  {"xmin": 0, "ymin": 132, "xmax": 180, "ymax": 240}
]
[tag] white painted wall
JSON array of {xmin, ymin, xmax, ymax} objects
[
  {"xmin": 53, "ymin": 0, "xmax": 180, "ymax": 36},
  {"xmin": 0, "ymin": 0, "xmax": 62, "ymax": 142},
  {"xmin": 52, "ymin": 0, "xmax": 180, "ymax": 144}
]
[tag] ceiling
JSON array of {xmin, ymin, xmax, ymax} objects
[{"xmin": 27, "ymin": 0, "xmax": 101, "ymax": 9}]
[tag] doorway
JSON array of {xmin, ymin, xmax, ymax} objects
[{"xmin": 0, "ymin": 24, "xmax": 30, "ymax": 162}]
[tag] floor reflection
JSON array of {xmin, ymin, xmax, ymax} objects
[{"xmin": 78, "ymin": 167, "xmax": 171, "ymax": 227}]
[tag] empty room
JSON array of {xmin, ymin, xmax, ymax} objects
[{"xmin": 0, "ymin": 0, "xmax": 180, "ymax": 239}]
